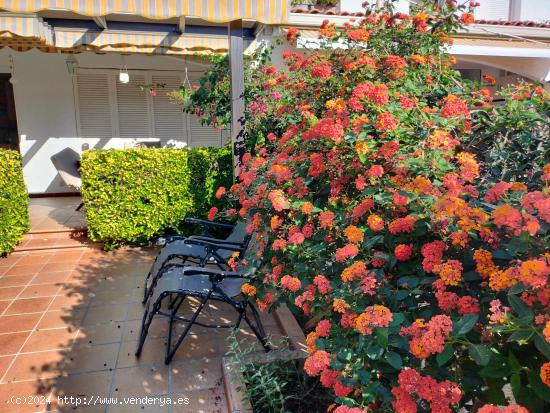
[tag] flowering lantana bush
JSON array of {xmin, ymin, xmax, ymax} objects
[{"xmin": 212, "ymin": 1, "xmax": 550, "ymax": 411}]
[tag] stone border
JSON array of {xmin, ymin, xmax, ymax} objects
[{"xmin": 222, "ymin": 304, "xmax": 308, "ymax": 413}]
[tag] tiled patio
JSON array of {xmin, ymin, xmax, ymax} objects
[
  {"xmin": 0, "ymin": 247, "xmax": 283, "ymax": 413},
  {"xmin": 28, "ymin": 197, "xmax": 86, "ymax": 232}
]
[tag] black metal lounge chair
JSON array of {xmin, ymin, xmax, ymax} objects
[
  {"xmin": 135, "ymin": 264, "xmax": 270, "ymax": 364},
  {"xmin": 142, "ymin": 219, "xmax": 249, "ymax": 303}
]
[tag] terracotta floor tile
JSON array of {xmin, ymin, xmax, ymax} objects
[
  {"xmin": 21, "ymin": 328, "xmax": 78, "ymax": 352},
  {"xmin": 5, "ymin": 297, "xmax": 53, "ymax": 316},
  {"xmin": 5, "ymin": 264, "xmax": 43, "ymax": 277},
  {"xmin": 0, "ymin": 314, "xmax": 42, "ymax": 334},
  {"xmin": 0, "ymin": 380, "xmax": 53, "ymax": 413},
  {"xmin": 14, "ymin": 253, "xmax": 52, "ymax": 267},
  {"xmin": 82, "ymin": 304, "xmax": 128, "ymax": 325},
  {"xmin": 121, "ymin": 319, "xmax": 168, "ymax": 343},
  {"xmin": 19, "ymin": 285, "xmax": 61, "ymax": 300},
  {"xmin": 117, "ymin": 339, "xmax": 166, "ymax": 369},
  {"xmin": 0, "ymin": 267, "xmax": 10, "ymax": 277},
  {"xmin": 112, "ymin": 365, "xmax": 170, "ymax": 398},
  {"xmin": 29, "ymin": 271, "xmax": 71, "ymax": 286},
  {"xmin": 36, "ymin": 310, "xmax": 85, "ymax": 330},
  {"xmin": 2, "ymin": 351, "xmax": 65, "ymax": 383},
  {"xmin": 174, "ymin": 388, "xmax": 227, "ymax": 413},
  {"xmin": 61, "ymin": 342, "xmax": 119, "ymax": 374},
  {"xmin": 0, "ymin": 331, "xmax": 31, "ymax": 356},
  {"xmin": 47, "ymin": 251, "xmax": 84, "ymax": 264},
  {"xmin": 107, "ymin": 399, "xmax": 171, "ymax": 413},
  {"xmin": 48, "ymin": 293, "xmax": 88, "ymax": 311},
  {"xmin": 41, "ymin": 263, "xmax": 78, "ymax": 274},
  {"xmin": 170, "ymin": 357, "xmax": 222, "ymax": 392},
  {"xmin": 0, "ymin": 356, "xmax": 14, "ymax": 380},
  {"xmin": 53, "ymin": 370, "xmax": 112, "ymax": 399},
  {"xmin": 0, "ymin": 275, "xmax": 36, "ymax": 288},
  {"xmin": 0, "ymin": 302, "xmax": 10, "ymax": 314},
  {"xmin": 0, "ymin": 255, "xmax": 22, "ymax": 267},
  {"xmin": 0, "ymin": 286, "xmax": 24, "ymax": 301},
  {"xmin": 75, "ymin": 321, "xmax": 124, "ymax": 346}
]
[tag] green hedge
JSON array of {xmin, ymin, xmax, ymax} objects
[
  {"xmin": 0, "ymin": 149, "xmax": 29, "ymax": 255},
  {"xmin": 81, "ymin": 146, "xmax": 233, "ymax": 249}
]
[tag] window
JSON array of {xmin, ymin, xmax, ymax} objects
[{"xmin": 75, "ymin": 69, "xmax": 224, "ymax": 147}]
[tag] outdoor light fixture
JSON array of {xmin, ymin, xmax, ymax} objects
[
  {"xmin": 119, "ymin": 56, "xmax": 129, "ymax": 83},
  {"xmin": 119, "ymin": 70, "xmax": 130, "ymax": 83},
  {"xmin": 8, "ymin": 54, "xmax": 17, "ymax": 84}
]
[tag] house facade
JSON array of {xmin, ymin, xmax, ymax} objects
[{"xmin": 1, "ymin": 0, "xmax": 549, "ymax": 194}]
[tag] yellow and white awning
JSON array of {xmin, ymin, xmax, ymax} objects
[
  {"xmin": 0, "ymin": 15, "xmax": 229, "ymax": 55},
  {"xmin": 54, "ymin": 29, "xmax": 228, "ymax": 55},
  {"xmin": 0, "ymin": 14, "xmax": 53, "ymax": 43},
  {"xmin": 0, "ymin": 0, "xmax": 289, "ymax": 24}
]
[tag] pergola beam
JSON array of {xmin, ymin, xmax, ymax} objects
[
  {"xmin": 178, "ymin": 16, "xmax": 185, "ymax": 33},
  {"xmin": 228, "ymin": 19, "xmax": 245, "ymax": 178},
  {"xmin": 93, "ymin": 16, "xmax": 108, "ymax": 29}
]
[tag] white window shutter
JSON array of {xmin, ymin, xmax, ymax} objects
[
  {"xmin": 150, "ymin": 74, "xmax": 186, "ymax": 145},
  {"xmin": 187, "ymin": 72, "xmax": 223, "ymax": 148},
  {"xmin": 474, "ymin": 0, "xmax": 510, "ymax": 20},
  {"xmin": 115, "ymin": 73, "xmax": 151, "ymax": 139},
  {"xmin": 75, "ymin": 72, "xmax": 113, "ymax": 138}
]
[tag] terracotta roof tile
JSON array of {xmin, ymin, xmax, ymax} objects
[{"xmin": 290, "ymin": 8, "xmax": 550, "ymax": 29}]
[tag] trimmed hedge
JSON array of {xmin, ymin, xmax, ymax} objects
[
  {"xmin": 81, "ymin": 146, "xmax": 232, "ymax": 249},
  {"xmin": 0, "ymin": 149, "xmax": 29, "ymax": 255}
]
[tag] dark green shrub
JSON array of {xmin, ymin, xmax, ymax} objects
[
  {"xmin": 0, "ymin": 149, "xmax": 29, "ymax": 255},
  {"xmin": 81, "ymin": 147, "xmax": 233, "ymax": 249}
]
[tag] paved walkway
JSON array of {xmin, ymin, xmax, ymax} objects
[{"xmin": 0, "ymin": 247, "xmax": 281, "ymax": 413}]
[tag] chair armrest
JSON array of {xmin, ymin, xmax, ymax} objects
[
  {"xmin": 185, "ymin": 217, "xmax": 235, "ymax": 230},
  {"xmin": 179, "ymin": 265, "xmax": 249, "ymax": 280},
  {"xmin": 183, "ymin": 238, "xmax": 246, "ymax": 252}
]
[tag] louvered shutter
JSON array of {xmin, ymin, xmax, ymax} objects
[
  {"xmin": 474, "ymin": 0, "xmax": 510, "ymax": 20},
  {"xmin": 187, "ymin": 72, "xmax": 223, "ymax": 148},
  {"xmin": 151, "ymin": 74, "xmax": 186, "ymax": 145},
  {"xmin": 75, "ymin": 72, "xmax": 113, "ymax": 138},
  {"xmin": 115, "ymin": 73, "xmax": 151, "ymax": 139}
]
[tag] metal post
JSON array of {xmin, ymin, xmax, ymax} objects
[{"xmin": 228, "ymin": 19, "xmax": 245, "ymax": 178}]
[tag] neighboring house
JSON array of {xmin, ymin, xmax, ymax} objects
[
  {"xmin": 1, "ymin": 0, "xmax": 549, "ymax": 194},
  {"xmin": 284, "ymin": 0, "xmax": 550, "ymax": 89}
]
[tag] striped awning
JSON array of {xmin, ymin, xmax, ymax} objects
[
  {"xmin": 0, "ymin": 0, "xmax": 289, "ymax": 24},
  {"xmin": 54, "ymin": 29, "xmax": 228, "ymax": 55},
  {"xmin": 0, "ymin": 14, "xmax": 53, "ymax": 43}
]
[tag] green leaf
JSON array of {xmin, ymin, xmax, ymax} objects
[
  {"xmin": 468, "ymin": 344, "xmax": 492, "ymax": 366},
  {"xmin": 507, "ymin": 295, "xmax": 534, "ymax": 320},
  {"xmin": 453, "ymin": 314, "xmax": 479, "ymax": 336},
  {"xmin": 507, "ymin": 330, "xmax": 532, "ymax": 344},
  {"xmin": 486, "ymin": 378, "xmax": 507, "ymax": 405},
  {"xmin": 375, "ymin": 328, "xmax": 389, "ymax": 348},
  {"xmin": 507, "ymin": 351, "xmax": 521, "ymax": 372},
  {"xmin": 384, "ymin": 351, "xmax": 402, "ymax": 369},
  {"xmin": 366, "ymin": 345, "xmax": 384, "ymax": 360},
  {"xmin": 436, "ymin": 345, "xmax": 455, "ymax": 366},
  {"xmin": 510, "ymin": 373, "xmax": 521, "ymax": 399},
  {"xmin": 534, "ymin": 334, "xmax": 550, "ymax": 359},
  {"xmin": 528, "ymin": 369, "xmax": 550, "ymax": 402}
]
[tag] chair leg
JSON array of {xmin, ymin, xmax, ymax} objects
[
  {"xmin": 165, "ymin": 293, "xmax": 211, "ymax": 364},
  {"xmin": 135, "ymin": 301, "xmax": 159, "ymax": 357},
  {"xmin": 243, "ymin": 303, "xmax": 271, "ymax": 352},
  {"xmin": 76, "ymin": 202, "xmax": 83, "ymax": 211}
]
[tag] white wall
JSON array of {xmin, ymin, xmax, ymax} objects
[
  {"xmin": 514, "ymin": 0, "xmax": 550, "ymax": 22},
  {"xmin": 0, "ymin": 48, "xmax": 210, "ymax": 194}
]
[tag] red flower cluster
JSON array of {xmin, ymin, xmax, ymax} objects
[{"xmin": 392, "ymin": 369, "xmax": 462, "ymax": 413}]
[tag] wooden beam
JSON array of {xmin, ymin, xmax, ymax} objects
[
  {"xmin": 228, "ymin": 19, "xmax": 245, "ymax": 178},
  {"xmin": 178, "ymin": 16, "xmax": 185, "ymax": 33},
  {"xmin": 93, "ymin": 16, "xmax": 107, "ymax": 29}
]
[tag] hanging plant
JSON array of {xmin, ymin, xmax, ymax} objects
[{"xmin": 138, "ymin": 82, "xmax": 166, "ymax": 97}]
